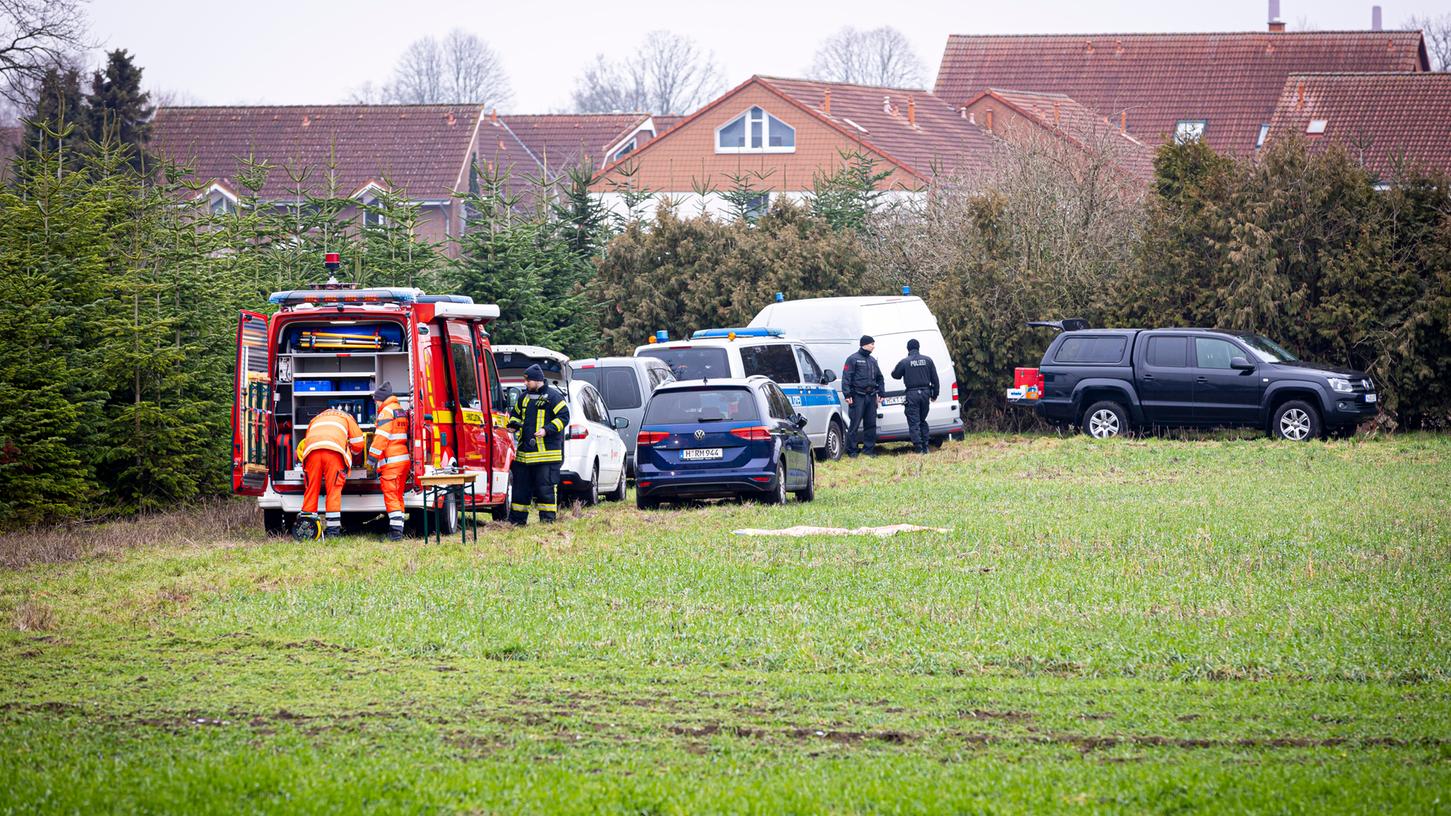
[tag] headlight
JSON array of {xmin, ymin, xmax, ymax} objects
[{"xmin": 1328, "ymin": 377, "xmax": 1353, "ymax": 393}]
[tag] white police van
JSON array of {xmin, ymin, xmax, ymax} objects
[{"xmin": 634, "ymin": 328, "xmax": 848, "ymax": 459}]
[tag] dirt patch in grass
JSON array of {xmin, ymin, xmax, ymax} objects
[
  {"xmin": 0, "ymin": 501, "xmax": 259, "ymax": 570},
  {"xmin": 10, "ymin": 599, "xmax": 55, "ymax": 631}
]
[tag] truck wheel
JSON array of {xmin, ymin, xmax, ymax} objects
[
  {"xmin": 1081, "ymin": 401, "xmax": 1129, "ymax": 439},
  {"xmin": 263, "ymin": 508, "xmax": 287, "ymax": 536},
  {"xmin": 1272, "ymin": 400, "xmax": 1321, "ymax": 441},
  {"xmin": 816, "ymin": 419, "xmax": 845, "ymax": 461},
  {"xmin": 491, "ymin": 477, "xmax": 512, "ymax": 522}
]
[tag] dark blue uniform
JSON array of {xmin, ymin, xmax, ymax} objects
[
  {"xmin": 507, "ymin": 383, "xmax": 570, "ymax": 524},
  {"xmin": 842, "ymin": 348, "xmax": 884, "ymax": 456},
  {"xmin": 891, "ymin": 350, "xmax": 939, "ymax": 453}
]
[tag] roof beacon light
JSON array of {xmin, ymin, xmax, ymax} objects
[
  {"xmin": 655, "ymin": 330, "xmax": 669, "ymax": 342},
  {"xmin": 902, "ymin": 285, "xmax": 911, "ymax": 296},
  {"xmin": 691, "ymin": 327, "xmax": 784, "ymax": 340},
  {"xmin": 324, "ymin": 252, "xmax": 341, "ymax": 271},
  {"xmin": 774, "ymin": 291, "xmax": 784, "ymax": 302}
]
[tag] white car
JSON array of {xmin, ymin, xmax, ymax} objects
[{"xmin": 560, "ymin": 379, "xmax": 629, "ymax": 505}]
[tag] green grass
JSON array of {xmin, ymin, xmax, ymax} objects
[{"xmin": 2, "ymin": 434, "xmax": 1449, "ymax": 813}]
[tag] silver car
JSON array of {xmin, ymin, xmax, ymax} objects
[{"xmin": 570, "ymin": 356, "xmax": 675, "ymax": 475}]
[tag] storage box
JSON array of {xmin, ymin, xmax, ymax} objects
[
  {"xmin": 336, "ymin": 378, "xmax": 373, "ymax": 392},
  {"xmin": 295, "ymin": 379, "xmax": 335, "ymax": 393}
]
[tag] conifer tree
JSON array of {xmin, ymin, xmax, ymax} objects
[{"xmin": 85, "ymin": 49, "xmax": 153, "ymax": 173}]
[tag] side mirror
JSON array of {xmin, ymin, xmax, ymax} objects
[
  {"xmin": 612, "ymin": 416, "xmax": 630, "ymax": 430},
  {"xmin": 792, "ymin": 414, "xmax": 809, "ymax": 429},
  {"xmin": 820, "ymin": 369, "xmax": 837, "ymax": 384},
  {"xmin": 1230, "ymin": 356, "xmax": 1255, "ymax": 372}
]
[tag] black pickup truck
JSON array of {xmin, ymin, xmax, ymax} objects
[{"xmin": 1007, "ymin": 324, "xmax": 1379, "ymax": 440}]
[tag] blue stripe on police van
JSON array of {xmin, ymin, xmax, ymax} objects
[{"xmin": 781, "ymin": 387, "xmax": 842, "ymax": 408}]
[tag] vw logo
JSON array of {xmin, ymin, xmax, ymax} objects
[{"xmin": 694, "ymin": 429, "xmax": 705, "ymax": 440}]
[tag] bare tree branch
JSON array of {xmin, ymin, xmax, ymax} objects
[
  {"xmin": 0, "ymin": 0, "xmax": 89, "ymax": 106},
  {"xmin": 571, "ymin": 31, "xmax": 723, "ymax": 114},
  {"xmin": 377, "ymin": 29, "xmax": 513, "ymax": 108},
  {"xmin": 1405, "ymin": 13, "xmax": 1451, "ymax": 71},
  {"xmin": 807, "ymin": 26, "xmax": 924, "ymax": 89}
]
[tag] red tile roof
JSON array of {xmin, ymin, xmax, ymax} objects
[
  {"xmin": 150, "ymin": 105, "xmax": 484, "ymax": 200},
  {"xmin": 1266, "ymin": 72, "xmax": 1451, "ymax": 179},
  {"xmin": 967, "ymin": 88, "xmax": 1158, "ymax": 181},
  {"xmin": 756, "ymin": 76, "xmax": 1000, "ymax": 179},
  {"xmin": 500, "ymin": 113, "xmax": 649, "ymax": 176},
  {"xmin": 934, "ymin": 31, "xmax": 1429, "ymax": 155}
]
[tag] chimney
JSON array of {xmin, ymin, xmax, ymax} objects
[
  {"xmin": 882, "ymin": 95, "xmax": 892, "ymax": 114},
  {"xmin": 1120, "ymin": 110, "xmax": 1127, "ymax": 132},
  {"xmin": 967, "ymin": 110, "xmax": 976, "ymax": 124},
  {"xmin": 907, "ymin": 95, "xmax": 916, "ymax": 126},
  {"xmin": 1296, "ymin": 80, "xmax": 1306, "ymax": 108},
  {"xmin": 985, "ymin": 108, "xmax": 994, "ymax": 130},
  {"xmin": 823, "ymin": 89, "xmax": 831, "ymax": 115},
  {"xmin": 1053, "ymin": 101, "xmax": 1061, "ymax": 127},
  {"xmin": 1372, "ymin": 5, "xmax": 1383, "ymax": 30},
  {"xmin": 1268, "ymin": 0, "xmax": 1284, "ymax": 31},
  {"xmin": 490, "ymin": 108, "xmax": 498, "ymax": 124}
]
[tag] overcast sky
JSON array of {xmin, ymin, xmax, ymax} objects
[{"xmin": 87, "ymin": 0, "xmax": 1449, "ymax": 111}]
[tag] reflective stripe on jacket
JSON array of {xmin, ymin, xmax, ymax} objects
[
  {"xmin": 367, "ymin": 396, "xmax": 409, "ymax": 467},
  {"xmin": 301, "ymin": 408, "xmax": 366, "ymax": 468},
  {"xmin": 508, "ymin": 386, "xmax": 569, "ymax": 464}
]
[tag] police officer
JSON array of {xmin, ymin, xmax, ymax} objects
[
  {"xmin": 891, "ymin": 338, "xmax": 940, "ymax": 454},
  {"xmin": 841, "ymin": 335, "xmax": 884, "ymax": 457},
  {"xmin": 506, "ymin": 364, "xmax": 570, "ymax": 525}
]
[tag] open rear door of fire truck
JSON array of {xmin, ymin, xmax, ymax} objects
[{"xmin": 233, "ymin": 310, "xmax": 271, "ymax": 495}]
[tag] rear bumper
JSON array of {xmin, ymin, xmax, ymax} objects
[{"xmin": 635, "ymin": 468, "xmax": 776, "ymax": 500}]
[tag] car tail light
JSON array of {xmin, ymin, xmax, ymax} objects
[
  {"xmin": 637, "ymin": 430, "xmax": 668, "ymax": 446},
  {"xmin": 566, "ymin": 424, "xmax": 589, "ymax": 440},
  {"xmin": 951, "ymin": 381, "xmax": 959, "ymax": 401},
  {"xmin": 729, "ymin": 426, "xmax": 771, "ymax": 441}
]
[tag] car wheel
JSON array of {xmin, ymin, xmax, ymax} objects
[
  {"xmin": 1081, "ymin": 401, "xmax": 1129, "ymax": 439},
  {"xmin": 581, "ymin": 462, "xmax": 601, "ymax": 506},
  {"xmin": 794, "ymin": 457, "xmax": 816, "ymax": 502},
  {"xmin": 605, "ymin": 464, "xmax": 627, "ymax": 502},
  {"xmin": 635, "ymin": 490, "xmax": 658, "ymax": 510},
  {"xmin": 263, "ymin": 508, "xmax": 286, "ymax": 536},
  {"xmin": 817, "ymin": 419, "xmax": 845, "ymax": 461},
  {"xmin": 928, "ymin": 436, "xmax": 945, "ymax": 449},
  {"xmin": 1272, "ymin": 400, "xmax": 1321, "ymax": 441},
  {"xmin": 436, "ymin": 491, "xmax": 460, "ymax": 535},
  {"xmin": 759, "ymin": 460, "xmax": 788, "ymax": 505}
]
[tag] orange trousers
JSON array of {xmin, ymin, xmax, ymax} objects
[
  {"xmin": 302, "ymin": 450, "xmax": 347, "ymax": 524},
  {"xmin": 379, "ymin": 462, "xmax": 409, "ymax": 530}
]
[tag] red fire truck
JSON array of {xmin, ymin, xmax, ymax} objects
[{"xmin": 232, "ymin": 261, "xmax": 515, "ymax": 534}]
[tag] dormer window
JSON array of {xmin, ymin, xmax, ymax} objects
[
  {"xmin": 1306, "ymin": 119, "xmax": 1328, "ymax": 135},
  {"xmin": 716, "ymin": 106, "xmax": 795, "ymax": 154},
  {"xmin": 210, "ymin": 195, "xmax": 236, "ymax": 215},
  {"xmin": 611, "ymin": 136, "xmax": 638, "ymax": 163},
  {"xmin": 1256, "ymin": 123, "xmax": 1270, "ymax": 149},
  {"xmin": 1174, "ymin": 120, "xmax": 1207, "ymax": 144}
]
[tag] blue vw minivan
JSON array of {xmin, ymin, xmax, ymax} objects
[{"xmin": 634, "ymin": 376, "xmax": 816, "ymax": 509}]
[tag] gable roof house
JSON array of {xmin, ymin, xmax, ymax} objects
[
  {"xmin": 1264, "ymin": 72, "xmax": 1451, "ymax": 182},
  {"xmin": 149, "ymin": 106, "xmax": 667, "ymax": 254},
  {"xmin": 960, "ymin": 88, "xmax": 1158, "ymax": 181},
  {"xmin": 934, "ymin": 29, "xmax": 1429, "ymax": 157},
  {"xmin": 590, "ymin": 75, "xmax": 1005, "ymax": 219}
]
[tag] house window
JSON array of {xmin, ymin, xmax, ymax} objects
[
  {"xmin": 1306, "ymin": 119, "xmax": 1328, "ymax": 135},
  {"xmin": 1174, "ymin": 120, "xmax": 1207, "ymax": 144},
  {"xmin": 715, "ymin": 106, "xmax": 795, "ymax": 154},
  {"xmin": 363, "ymin": 205, "xmax": 385, "ymax": 228},
  {"xmin": 744, "ymin": 192, "xmax": 770, "ymax": 220},
  {"xmin": 1256, "ymin": 123, "xmax": 1270, "ymax": 149},
  {"xmin": 611, "ymin": 136, "xmax": 637, "ymax": 163},
  {"xmin": 209, "ymin": 195, "xmax": 236, "ymax": 215}
]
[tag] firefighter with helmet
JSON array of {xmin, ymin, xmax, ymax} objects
[
  {"xmin": 366, "ymin": 381, "xmax": 410, "ymax": 540},
  {"xmin": 506, "ymin": 364, "xmax": 569, "ymax": 525},
  {"xmin": 296, "ymin": 407, "xmax": 366, "ymax": 539}
]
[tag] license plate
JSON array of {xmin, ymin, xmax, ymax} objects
[
  {"xmin": 1365, "ymin": 393, "xmax": 1377, "ymax": 403},
  {"xmin": 681, "ymin": 448, "xmax": 723, "ymax": 461},
  {"xmin": 880, "ymin": 395, "xmax": 905, "ymax": 406}
]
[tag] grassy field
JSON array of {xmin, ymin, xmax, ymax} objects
[{"xmin": 2, "ymin": 434, "xmax": 1449, "ymax": 814}]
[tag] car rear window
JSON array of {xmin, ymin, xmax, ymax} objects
[
  {"xmin": 1054, "ymin": 336, "xmax": 1127, "ymax": 364},
  {"xmin": 644, "ymin": 388, "xmax": 759, "ymax": 424},
  {"xmin": 573, "ymin": 366, "xmax": 642, "ymax": 409},
  {"xmin": 637, "ymin": 347, "xmax": 730, "ymax": 380}
]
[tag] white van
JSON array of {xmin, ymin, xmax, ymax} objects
[
  {"xmin": 748, "ymin": 295, "xmax": 963, "ymax": 445},
  {"xmin": 633, "ymin": 329, "xmax": 848, "ymax": 459}
]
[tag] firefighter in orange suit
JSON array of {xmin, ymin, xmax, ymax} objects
[
  {"xmin": 298, "ymin": 407, "xmax": 365, "ymax": 539},
  {"xmin": 367, "ymin": 381, "xmax": 410, "ymax": 541}
]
